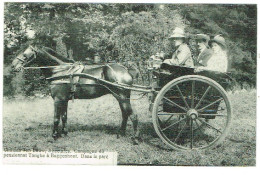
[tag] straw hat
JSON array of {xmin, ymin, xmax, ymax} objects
[
  {"xmin": 169, "ymin": 27, "xmax": 186, "ymax": 39},
  {"xmin": 208, "ymin": 35, "xmax": 227, "ymax": 49}
]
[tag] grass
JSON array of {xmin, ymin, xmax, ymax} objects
[{"xmin": 2, "ymin": 89, "xmax": 256, "ymax": 166}]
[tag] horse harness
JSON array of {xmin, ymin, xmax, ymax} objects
[{"xmin": 51, "ymin": 63, "xmax": 126, "ymax": 101}]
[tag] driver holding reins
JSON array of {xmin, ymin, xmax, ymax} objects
[
  {"xmin": 150, "ymin": 27, "xmax": 194, "ymax": 68},
  {"xmin": 148, "ymin": 27, "xmax": 194, "ymax": 114}
]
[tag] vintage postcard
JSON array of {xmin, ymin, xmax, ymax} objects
[{"xmin": 2, "ymin": 1, "xmax": 257, "ymax": 166}]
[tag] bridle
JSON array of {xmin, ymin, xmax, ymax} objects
[
  {"xmin": 16, "ymin": 45, "xmax": 72, "ymax": 70},
  {"xmin": 18, "ymin": 45, "xmax": 38, "ymax": 68}
]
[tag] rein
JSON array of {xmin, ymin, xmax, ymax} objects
[
  {"xmin": 22, "ymin": 65, "xmax": 68, "ymax": 69},
  {"xmin": 17, "ymin": 57, "xmax": 26, "ymax": 63},
  {"xmin": 20, "ymin": 53, "xmax": 149, "ymax": 101}
]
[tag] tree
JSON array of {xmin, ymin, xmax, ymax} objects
[{"xmin": 4, "ymin": 3, "xmax": 257, "ymax": 97}]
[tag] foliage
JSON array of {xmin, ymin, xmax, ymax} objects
[
  {"xmin": 171, "ymin": 4, "xmax": 256, "ymax": 86},
  {"xmin": 3, "ymin": 3, "xmax": 257, "ymax": 96},
  {"xmin": 110, "ymin": 8, "xmax": 185, "ymax": 61}
]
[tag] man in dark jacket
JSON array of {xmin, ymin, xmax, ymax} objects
[{"xmin": 195, "ymin": 34, "xmax": 213, "ymax": 67}]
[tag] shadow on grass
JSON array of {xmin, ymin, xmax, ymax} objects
[
  {"xmin": 24, "ymin": 121, "xmax": 174, "ymax": 150},
  {"xmin": 137, "ymin": 122, "xmax": 221, "ymax": 151},
  {"xmin": 68, "ymin": 124, "xmax": 119, "ymax": 135},
  {"xmin": 24, "ymin": 121, "xmax": 210, "ymax": 152},
  {"xmin": 138, "ymin": 122, "xmax": 173, "ymax": 151},
  {"xmin": 25, "ymin": 123, "xmax": 119, "ymax": 135}
]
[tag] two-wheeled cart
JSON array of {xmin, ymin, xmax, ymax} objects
[{"xmin": 48, "ymin": 63, "xmax": 232, "ymax": 151}]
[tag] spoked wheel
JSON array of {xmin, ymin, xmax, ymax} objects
[{"xmin": 152, "ymin": 75, "xmax": 232, "ymax": 150}]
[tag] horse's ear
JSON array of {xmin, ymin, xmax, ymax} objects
[{"xmin": 29, "ymin": 45, "xmax": 38, "ymax": 51}]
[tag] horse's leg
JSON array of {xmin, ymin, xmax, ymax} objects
[
  {"xmin": 117, "ymin": 94, "xmax": 140, "ymax": 145},
  {"xmin": 53, "ymin": 99, "xmax": 68, "ymax": 139},
  {"xmin": 61, "ymin": 102, "xmax": 68, "ymax": 136},
  {"xmin": 117, "ymin": 101, "xmax": 128, "ymax": 138},
  {"xmin": 53, "ymin": 101, "xmax": 61, "ymax": 139},
  {"xmin": 129, "ymin": 111, "xmax": 140, "ymax": 145}
]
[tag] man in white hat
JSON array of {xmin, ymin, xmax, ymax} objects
[
  {"xmin": 163, "ymin": 27, "xmax": 193, "ymax": 67},
  {"xmin": 148, "ymin": 28, "xmax": 193, "ymax": 116}
]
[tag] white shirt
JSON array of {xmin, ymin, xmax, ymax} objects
[
  {"xmin": 163, "ymin": 43, "xmax": 193, "ymax": 67},
  {"xmin": 205, "ymin": 52, "xmax": 228, "ymax": 72},
  {"xmin": 198, "ymin": 47, "xmax": 206, "ymax": 60}
]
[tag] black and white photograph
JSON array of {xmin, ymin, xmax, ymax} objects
[{"xmin": 1, "ymin": 1, "xmax": 257, "ymax": 166}]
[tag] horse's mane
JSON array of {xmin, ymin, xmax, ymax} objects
[
  {"xmin": 14, "ymin": 43, "xmax": 75, "ymax": 64},
  {"xmin": 41, "ymin": 46, "xmax": 75, "ymax": 63}
]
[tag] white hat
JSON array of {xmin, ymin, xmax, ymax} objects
[
  {"xmin": 169, "ymin": 27, "xmax": 186, "ymax": 39},
  {"xmin": 209, "ymin": 35, "xmax": 227, "ymax": 49}
]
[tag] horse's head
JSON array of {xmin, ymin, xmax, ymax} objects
[{"xmin": 12, "ymin": 45, "xmax": 38, "ymax": 71}]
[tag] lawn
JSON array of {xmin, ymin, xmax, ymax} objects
[{"xmin": 2, "ymin": 89, "xmax": 256, "ymax": 166}]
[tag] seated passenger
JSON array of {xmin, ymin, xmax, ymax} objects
[
  {"xmin": 163, "ymin": 27, "xmax": 194, "ymax": 68},
  {"xmin": 196, "ymin": 35, "xmax": 228, "ymax": 73},
  {"xmin": 195, "ymin": 34, "xmax": 213, "ymax": 67}
]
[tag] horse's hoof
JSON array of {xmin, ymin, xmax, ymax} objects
[
  {"xmin": 61, "ymin": 133, "xmax": 68, "ymax": 137},
  {"xmin": 117, "ymin": 131, "xmax": 126, "ymax": 139},
  {"xmin": 53, "ymin": 136, "xmax": 59, "ymax": 141},
  {"xmin": 131, "ymin": 137, "xmax": 139, "ymax": 145},
  {"xmin": 61, "ymin": 130, "xmax": 68, "ymax": 136},
  {"xmin": 52, "ymin": 132, "xmax": 60, "ymax": 140},
  {"xmin": 137, "ymin": 137, "xmax": 143, "ymax": 142}
]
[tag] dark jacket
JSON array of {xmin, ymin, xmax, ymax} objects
[{"xmin": 196, "ymin": 48, "xmax": 213, "ymax": 67}]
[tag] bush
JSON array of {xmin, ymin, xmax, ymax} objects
[{"xmin": 4, "ymin": 3, "xmax": 256, "ymax": 97}]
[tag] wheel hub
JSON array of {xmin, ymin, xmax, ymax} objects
[{"xmin": 186, "ymin": 109, "xmax": 198, "ymax": 119}]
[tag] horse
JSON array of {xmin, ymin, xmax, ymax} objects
[{"xmin": 12, "ymin": 45, "xmax": 140, "ymax": 144}]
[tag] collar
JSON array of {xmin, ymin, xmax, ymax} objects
[{"xmin": 199, "ymin": 47, "xmax": 206, "ymax": 54}]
